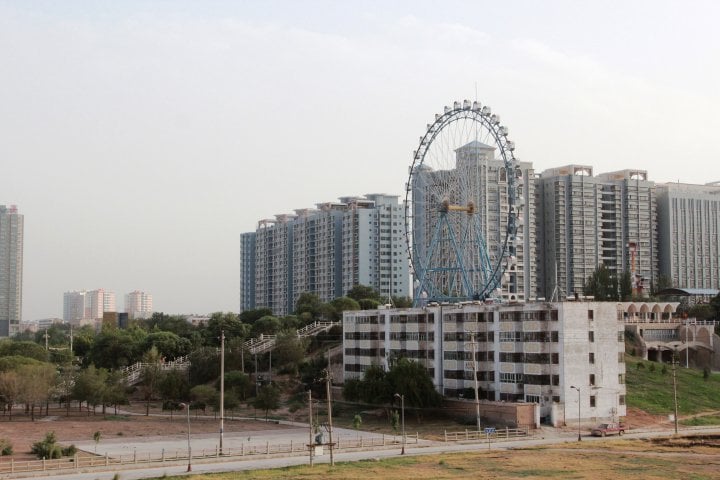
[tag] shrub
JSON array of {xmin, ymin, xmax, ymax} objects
[
  {"xmin": 661, "ymin": 364, "xmax": 668, "ymax": 375},
  {"xmin": 704, "ymin": 367, "xmax": 711, "ymax": 381},
  {"xmin": 0, "ymin": 438, "xmax": 13, "ymax": 456},
  {"xmin": 636, "ymin": 362, "xmax": 645, "ymax": 370},
  {"xmin": 62, "ymin": 444, "xmax": 77, "ymax": 456},
  {"xmin": 31, "ymin": 432, "xmax": 62, "ymax": 459},
  {"xmin": 648, "ymin": 363, "xmax": 656, "ymax": 373}
]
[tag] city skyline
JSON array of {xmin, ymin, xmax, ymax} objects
[{"xmin": 2, "ymin": 1, "xmax": 719, "ymax": 320}]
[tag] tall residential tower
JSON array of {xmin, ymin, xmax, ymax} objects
[{"xmin": 0, "ymin": 205, "xmax": 23, "ymax": 337}]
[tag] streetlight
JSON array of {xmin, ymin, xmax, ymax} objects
[
  {"xmin": 394, "ymin": 393, "xmax": 406, "ymax": 454},
  {"xmin": 570, "ymin": 386, "xmax": 581, "ymax": 441},
  {"xmin": 179, "ymin": 403, "xmax": 192, "ymax": 472}
]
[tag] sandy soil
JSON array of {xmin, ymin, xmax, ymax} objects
[{"xmin": 0, "ymin": 407, "xmax": 290, "ymax": 460}]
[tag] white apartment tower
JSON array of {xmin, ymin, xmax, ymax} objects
[
  {"xmin": 0, "ymin": 205, "xmax": 23, "ymax": 337},
  {"xmin": 63, "ymin": 289, "xmax": 116, "ymax": 325},
  {"xmin": 239, "ymin": 232, "xmax": 256, "ymax": 313},
  {"xmin": 411, "ymin": 142, "xmax": 536, "ymax": 302},
  {"xmin": 657, "ymin": 182, "xmax": 720, "ymax": 290},
  {"xmin": 537, "ymin": 166, "xmax": 658, "ymax": 299},
  {"xmin": 125, "ymin": 290, "xmax": 153, "ymax": 319},
  {"xmin": 245, "ymin": 194, "xmax": 410, "ymax": 316}
]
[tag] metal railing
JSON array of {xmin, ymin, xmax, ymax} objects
[
  {"xmin": 244, "ymin": 321, "xmax": 340, "ymax": 355},
  {"xmin": 443, "ymin": 426, "xmax": 531, "ymax": 442},
  {"xmin": 0, "ymin": 433, "xmax": 418, "ymax": 475},
  {"xmin": 121, "ymin": 355, "xmax": 190, "ymax": 385}
]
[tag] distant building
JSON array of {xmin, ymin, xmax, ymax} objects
[
  {"xmin": 239, "ymin": 232, "xmax": 256, "ymax": 313},
  {"xmin": 242, "ymin": 194, "xmax": 410, "ymax": 316},
  {"xmin": 125, "ymin": 290, "xmax": 153, "ymax": 319},
  {"xmin": 537, "ymin": 166, "xmax": 658, "ymax": 299},
  {"xmin": 0, "ymin": 205, "xmax": 23, "ymax": 337},
  {"xmin": 657, "ymin": 182, "xmax": 720, "ymax": 290},
  {"xmin": 63, "ymin": 289, "xmax": 116, "ymax": 325}
]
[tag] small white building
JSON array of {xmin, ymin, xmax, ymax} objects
[{"xmin": 343, "ymin": 300, "xmax": 645, "ymax": 426}]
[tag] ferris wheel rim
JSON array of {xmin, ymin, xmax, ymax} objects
[{"xmin": 404, "ymin": 102, "xmax": 520, "ymax": 303}]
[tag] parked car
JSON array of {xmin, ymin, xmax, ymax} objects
[{"xmin": 591, "ymin": 423, "xmax": 626, "ymax": 437}]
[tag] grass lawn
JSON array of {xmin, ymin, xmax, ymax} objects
[
  {"xmin": 149, "ymin": 437, "xmax": 720, "ymax": 480},
  {"xmin": 625, "ymin": 355, "xmax": 720, "ymax": 417}
]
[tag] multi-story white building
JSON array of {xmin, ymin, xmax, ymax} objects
[
  {"xmin": 63, "ymin": 289, "xmax": 116, "ymax": 325},
  {"xmin": 657, "ymin": 182, "xmax": 720, "ymax": 290},
  {"xmin": 0, "ymin": 205, "xmax": 23, "ymax": 337},
  {"xmin": 125, "ymin": 290, "xmax": 153, "ymax": 319},
  {"xmin": 243, "ymin": 194, "xmax": 410, "ymax": 316},
  {"xmin": 537, "ymin": 166, "xmax": 658, "ymax": 299},
  {"xmin": 344, "ymin": 301, "xmax": 635, "ymax": 425}
]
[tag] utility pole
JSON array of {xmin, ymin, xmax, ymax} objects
[
  {"xmin": 325, "ymin": 370, "xmax": 335, "ymax": 466},
  {"xmin": 672, "ymin": 349, "xmax": 679, "ymax": 435},
  {"xmin": 308, "ymin": 389, "xmax": 314, "ymax": 467},
  {"xmin": 468, "ymin": 332, "xmax": 481, "ymax": 432},
  {"xmin": 219, "ymin": 330, "xmax": 225, "ymax": 454}
]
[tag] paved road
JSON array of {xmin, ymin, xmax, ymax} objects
[{"xmin": 8, "ymin": 425, "xmax": 720, "ymax": 480}]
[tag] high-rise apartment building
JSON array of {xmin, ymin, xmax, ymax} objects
[
  {"xmin": 410, "ymin": 142, "xmax": 536, "ymax": 302},
  {"xmin": 0, "ymin": 205, "xmax": 23, "ymax": 337},
  {"xmin": 657, "ymin": 182, "xmax": 720, "ymax": 290},
  {"xmin": 242, "ymin": 194, "xmax": 410, "ymax": 316},
  {"xmin": 537, "ymin": 166, "xmax": 658, "ymax": 299},
  {"xmin": 63, "ymin": 289, "xmax": 116, "ymax": 325},
  {"xmin": 239, "ymin": 232, "xmax": 256, "ymax": 313},
  {"xmin": 125, "ymin": 290, "xmax": 153, "ymax": 319}
]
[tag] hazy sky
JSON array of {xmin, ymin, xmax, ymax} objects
[{"xmin": 2, "ymin": 1, "xmax": 719, "ymax": 320}]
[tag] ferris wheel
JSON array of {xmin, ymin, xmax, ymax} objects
[{"xmin": 404, "ymin": 100, "xmax": 521, "ymax": 305}]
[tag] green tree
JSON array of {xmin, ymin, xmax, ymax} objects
[
  {"xmin": 188, "ymin": 347, "xmax": 219, "ymax": 385},
  {"xmin": 205, "ymin": 312, "xmax": 247, "ymax": 345},
  {"xmin": 17, "ymin": 363, "xmax": 56, "ymax": 420},
  {"xmin": 584, "ymin": 264, "xmax": 619, "ymax": 301},
  {"xmin": 72, "ymin": 366, "xmax": 108, "ymax": 415},
  {"xmin": 619, "ymin": 270, "xmax": 633, "ymax": 301},
  {"xmin": 240, "ymin": 308, "xmax": 273, "ymax": 325},
  {"xmin": 295, "ymin": 292, "xmax": 323, "ymax": 318},
  {"xmin": 140, "ymin": 347, "xmax": 162, "ymax": 416},
  {"xmin": 158, "ymin": 369, "xmax": 190, "ymax": 408},
  {"xmin": 689, "ymin": 304, "xmax": 715, "ymax": 321},
  {"xmin": 0, "ymin": 340, "xmax": 48, "ymax": 362},
  {"xmin": 31, "ymin": 431, "xmax": 62, "ymax": 459},
  {"xmin": 0, "ymin": 370, "xmax": 20, "ymax": 419},
  {"xmin": 189, "ymin": 385, "xmax": 217, "ymax": 414},
  {"xmin": 386, "ymin": 358, "xmax": 442, "ymax": 409},
  {"xmin": 329, "ymin": 297, "xmax": 361, "ymax": 320},
  {"xmin": 250, "ymin": 316, "xmax": 282, "ymax": 337},
  {"xmin": 346, "ymin": 285, "xmax": 382, "ymax": 303},
  {"xmin": 143, "ymin": 331, "xmax": 192, "ymax": 360},
  {"xmin": 391, "ymin": 296, "xmax": 413, "ymax": 308},
  {"xmin": 103, "ymin": 370, "xmax": 128, "ymax": 415},
  {"xmin": 272, "ymin": 332, "xmax": 308, "ymax": 371},
  {"xmin": 88, "ymin": 327, "xmax": 146, "ymax": 369},
  {"xmin": 358, "ymin": 298, "xmax": 382, "ymax": 310},
  {"xmin": 220, "ymin": 370, "xmax": 252, "ymax": 401},
  {"xmin": 252, "ymin": 384, "xmax": 281, "ymax": 421}
]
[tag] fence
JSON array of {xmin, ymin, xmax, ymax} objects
[
  {"xmin": 0, "ymin": 433, "xmax": 419, "ymax": 475},
  {"xmin": 444, "ymin": 426, "xmax": 530, "ymax": 442}
]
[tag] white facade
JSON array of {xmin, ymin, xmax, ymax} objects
[
  {"xmin": 125, "ymin": 290, "xmax": 153, "ymax": 319},
  {"xmin": 0, "ymin": 205, "xmax": 23, "ymax": 337},
  {"xmin": 245, "ymin": 194, "xmax": 410, "ymax": 316},
  {"xmin": 537, "ymin": 166, "xmax": 658, "ymax": 299},
  {"xmin": 657, "ymin": 182, "xmax": 720, "ymax": 290},
  {"xmin": 63, "ymin": 289, "xmax": 116, "ymax": 325},
  {"xmin": 410, "ymin": 142, "xmax": 536, "ymax": 302},
  {"xmin": 343, "ymin": 301, "xmax": 628, "ymax": 424}
]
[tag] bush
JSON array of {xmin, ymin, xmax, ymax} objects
[
  {"xmin": 0, "ymin": 438, "xmax": 12, "ymax": 456},
  {"xmin": 62, "ymin": 444, "xmax": 77, "ymax": 456},
  {"xmin": 31, "ymin": 432, "xmax": 62, "ymax": 459},
  {"xmin": 648, "ymin": 363, "xmax": 656, "ymax": 373},
  {"xmin": 661, "ymin": 364, "xmax": 668, "ymax": 375},
  {"xmin": 704, "ymin": 367, "xmax": 711, "ymax": 381}
]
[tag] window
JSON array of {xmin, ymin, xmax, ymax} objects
[
  {"xmin": 589, "ymin": 374, "xmax": 596, "ymax": 386},
  {"xmin": 588, "ymin": 331, "xmax": 595, "ymax": 342},
  {"xmin": 618, "ymin": 374, "xmax": 625, "ymax": 384},
  {"xmin": 588, "ymin": 310, "xmax": 594, "ymax": 320},
  {"xmin": 618, "ymin": 331, "xmax": 624, "ymax": 342},
  {"xmin": 589, "ymin": 352, "xmax": 595, "ymax": 364},
  {"xmin": 589, "ymin": 395, "xmax": 596, "ymax": 408},
  {"xmin": 618, "ymin": 352, "xmax": 625, "ymax": 363},
  {"xmin": 619, "ymin": 395, "xmax": 626, "ymax": 406}
]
